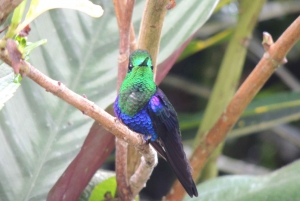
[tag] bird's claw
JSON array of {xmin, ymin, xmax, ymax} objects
[{"xmin": 143, "ymin": 135, "xmax": 152, "ymax": 144}]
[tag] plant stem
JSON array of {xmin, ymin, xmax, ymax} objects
[
  {"xmin": 137, "ymin": 0, "xmax": 169, "ymax": 77},
  {"xmin": 126, "ymin": 21, "xmax": 140, "ymax": 186},
  {"xmin": 113, "ymin": 0, "xmax": 136, "ymax": 200}
]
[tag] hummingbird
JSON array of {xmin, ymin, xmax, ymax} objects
[{"xmin": 114, "ymin": 49, "xmax": 198, "ymax": 197}]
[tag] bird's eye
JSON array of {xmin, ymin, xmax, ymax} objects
[
  {"xmin": 151, "ymin": 66, "xmax": 153, "ymax": 71},
  {"xmin": 128, "ymin": 63, "xmax": 133, "ymax": 72}
]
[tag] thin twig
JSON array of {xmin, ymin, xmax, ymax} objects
[
  {"xmin": 249, "ymin": 37, "xmax": 300, "ymax": 91},
  {"xmin": 130, "ymin": 24, "xmax": 137, "ymax": 52},
  {"xmin": 114, "ymin": 0, "xmax": 133, "ymax": 90},
  {"xmin": 126, "ymin": 145, "xmax": 141, "ymax": 182},
  {"xmin": 167, "ymin": 16, "xmax": 300, "ymax": 201},
  {"xmin": 115, "ymin": 139, "xmax": 132, "ymax": 200},
  {"xmin": 130, "ymin": 145, "xmax": 158, "ymax": 197}
]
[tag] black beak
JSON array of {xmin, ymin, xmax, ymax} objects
[{"xmin": 139, "ymin": 57, "xmax": 149, "ymax": 67}]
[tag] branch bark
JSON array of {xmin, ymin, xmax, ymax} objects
[
  {"xmin": 129, "ymin": 144, "xmax": 157, "ymax": 197},
  {"xmin": 167, "ymin": 16, "xmax": 300, "ymax": 201}
]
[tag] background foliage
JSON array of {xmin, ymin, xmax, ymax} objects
[{"xmin": 0, "ymin": 0, "xmax": 300, "ymax": 201}]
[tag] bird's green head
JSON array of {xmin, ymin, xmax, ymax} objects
[
  {"xmin": 118, "ymin": 49, "xmax": 156, "ymax": 115},
  {"xmin": 120, "ymin": 49, "xmax": 155, "ymax": 91},
  {"xmin": 127, "ymin": 49, "xmax": 153, "ymax": 78}
]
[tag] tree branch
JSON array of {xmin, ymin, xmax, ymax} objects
[
  {"xmin": 115, "ymin": 138, "xmax": 132, "ymax": 200},
  {"xmin": 167, "ymin": 16, "xmax": 300, "ymax": 201},
  {"xmin": 129, "ymin": 144, "xmax": 158, "ymax": 197}
]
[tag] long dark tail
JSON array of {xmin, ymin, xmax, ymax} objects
[{"xmin": 150, "ymin": 138, "xmax": 198, "ymax": 197}]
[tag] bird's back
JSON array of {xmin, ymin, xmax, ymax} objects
[{"xmin": 147, "ymin": 88, "xmax": 198, "ymax": 197}]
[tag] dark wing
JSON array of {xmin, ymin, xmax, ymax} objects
[{"xmin": 147, "ymin": 88, "xmax": 198, "ymax": 197}]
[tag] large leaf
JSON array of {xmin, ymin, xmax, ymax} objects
[
  {"xmin": 0, "ymin": 63, "xmax": 21, "ymax": 110},
  {"xmin": 0, "ymin": 0, "xmax": 219, "ymax": 200},
  {"xmin": 48, "ymin": 108, "xmax": 116, "ymax": 201},
  {"xmin": 184, "ymin": 159, "xmax": 300, "ymax": 201}
]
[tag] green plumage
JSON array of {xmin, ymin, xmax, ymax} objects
[{"xmin": 118, "ymin": 50, "xmax": 156, "ymax": 116}]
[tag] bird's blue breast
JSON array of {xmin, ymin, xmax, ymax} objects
[{"xmin": 114, "ymin": 96, "xmax": 158, "ymax": 141}]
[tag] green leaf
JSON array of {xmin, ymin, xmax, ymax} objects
[
  {"xmin": 23, "ymin": 39, "xmax": 47, "ymax": 61},
  {"xmin": 11, "ymin": 0, "xmax": 27, "ymax": 25},
  {"xmin": 88, "ymin": 176, "xmax": 116, "ymax": 201},
  {"xmin": 184, "ymin": 160, "xmax": 300, "ymax": 201},
  {"xmin": 179, "ymin": 91, "xmax": 300, "ymax": 138},
  {"xmin": 6, "ymin": 0, "xmax": 27, "ymax": 38},
  {"xmin": 14, "ymin": 35, "xmax": 47, "ymax": 60},
  {"xmin": 0, "ymin": 63, "xmax": 21, "ymax": 110},
  {"xmin": 0, "ymin": 0, "xmax": 218, "ymax": 200},
  {"xmin": 14, "ymin": 74, "xmax": 22, "ymax": 83},
  {"xmin": 77, "ymin": 170, "xmax": 115, "ymax": 201}
]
